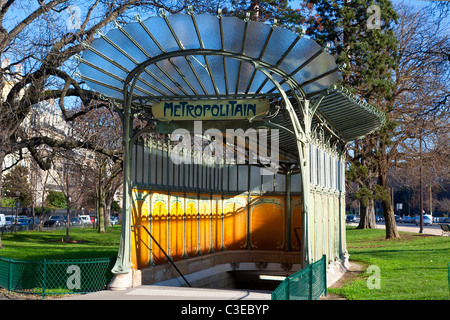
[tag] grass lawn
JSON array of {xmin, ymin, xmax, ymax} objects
[
  {"xmin": 1, "ymin": 225, "xmax": 449, "ymax": 300},
  {"xmin": 329, "ymin": 227, "xmax": 450, "ymax": 300},
  {"xmin": 0, "ymin": 227, "xmax": 121, "ymax": 260}
]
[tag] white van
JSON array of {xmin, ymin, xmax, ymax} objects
[
  {"xmin": 79, "ymin": 215, "xmax": 91, "ymax": 224},
  {"xmin": 424, "ymin": 214, "xmax": 433, "ymax": 226},
  {"xmin": 0, "ymin": 214, "xmax": 5, "ymax": 227}
]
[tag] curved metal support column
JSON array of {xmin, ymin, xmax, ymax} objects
[
  {"xmin": 285, "ymin": 166, "xmax": 291, "ymax": 252},
  {"xmin": 255, "ymin": 66, "xmax": 312, "ymax": 268},
  {"xmin": 109, "ymin": 83, "xmax": 134, "ymax": 290},
  {"xmin": 290, "ymin": 90, "xmax": 314, "ymax": 267}
]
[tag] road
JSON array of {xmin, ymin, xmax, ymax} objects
[{"xmin": 347, "ymin": 221, "xmax": 445, "ymax": 236}]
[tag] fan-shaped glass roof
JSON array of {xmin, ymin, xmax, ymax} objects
[{"xmin": 77, "ymin": 11, "xmax": 385, "ymax": 145}]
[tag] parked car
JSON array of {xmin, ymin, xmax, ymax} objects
[
  {"xmin": 16, "ymin": 218, "xmax": 31, "ymax": 226},
  {"xmin": 415, "ymin": 215, "xmax": 433, "ymax": 226},
  {"xmin": 110, "ymin": 216, "xmax": 119, "ymax": 225},
  {"xmin": 5, "ymin": 215, "xmax": 15, "ymax": 228},
  {"xmin": 70, "ymin": 217, "xmax": 82, "ymax": 225},
  {"xmin": 402, "ymin": 216, "xmax": 412, "ymax": 224},
  {"xmin": 43, "ymin": 215, "xmax": 66, "ymax": 227},
  {"xmin": 0, "ymin": 214, "xmax": 5, "ymax": 228},
  {"xmin": 346, "ymin": 215, "xmax": 356, "ymax": 223}
]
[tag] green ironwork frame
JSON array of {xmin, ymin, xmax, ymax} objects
[
  {"xmin": 107, "ymin": 10, "xmax": 344, "ymax": 276},
  {"xmin": 75, "ymin": 10, "xmax": 383, "ymax": 281}
]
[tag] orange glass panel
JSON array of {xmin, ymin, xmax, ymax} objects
[
  {"xmin": 199, "ymin": 197, "xmax": 211, "ymax": 255},
  {"xmin": 185, "ymin": 194, "xmax": 198, "ymax": 257},
  {"xmin": 211, "ymin": 196, "xmax": 222, "ymax": 252},
  {"xmin": 223, "ymin": 196, "xmax": 247, "ymax": 250},
  {"xmin": 131, "ymin": 190, "xmax": 150, "ymax": 269},
  {"xmin": 169, "ymin": 193, "xmax": 185, "ymax": 261},
  {"xmin": 250, "ymin": 196, "xmax": 284, "ymax": 250},
  {"xmin": 151, "ymin": 192, "xmax": 168, "ymax": 264}
]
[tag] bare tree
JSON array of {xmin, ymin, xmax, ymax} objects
[
  {"xmin": 74, "ymin": 106, "xmax": 123, "ymax": 233},
  {"xmin": 48, "ymin": 149, "xmax": 90, "ymax": 241},
  {"xmin": 387, "ymin": 2, "xmax": 449, "ymax": 231},
  {"xmin": 0, "ymin": 0, "xmax": 188, "ymax": 205}
]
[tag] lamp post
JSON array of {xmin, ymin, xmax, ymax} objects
[
  {"xmin": 13, "ymin": 191, "xmax": 20, "ymax": 234},
  {"xmin": 419, "ymin": 136, "xmax": 424, "ymax": 234},
  {"xmin": 66, "ymin": 196, "xmax": 71, "ymax": 242}
]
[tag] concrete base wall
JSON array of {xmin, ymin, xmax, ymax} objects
[
  {"xmin": 130, "ymin": 250, "xmax": 349, "ymax": 290},
  {"xmin": 326, "ymin": 254, "xmax": 350, "ymax": 287},
  {"xmin": 133, "ymin": 250, "xmax": 301, "ymax": 288}
]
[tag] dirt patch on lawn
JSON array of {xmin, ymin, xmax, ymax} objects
[
  {"xmin": 50, "ymin": 237, "xmax": 88, "ymax": 244},
  {"xmin": 319, "ymin": 261, "xmax": 366, "ymax": 300}
]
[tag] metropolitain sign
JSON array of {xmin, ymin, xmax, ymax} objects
[{"xmin": 152, "ymin": 99, "xmax": 270, "ymax": 121}]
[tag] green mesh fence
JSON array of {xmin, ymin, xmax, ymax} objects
[
  {"xmin": 272, "ymin": 255, "xmax": 327, "ymax": 300},
  {"xmin": 0, "ymin": 257, "xmax": 116, "ymax": 299}
]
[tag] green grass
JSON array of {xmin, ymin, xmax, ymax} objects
[
  {"xmin": 0, "ymin": 227, "xmax": 121, "ymax": 260},
  {"xmin": 1, "ymin": 225, "xmax": 449, "ymax": 300},
  {"xmin": 329, "ymin": 227, "xmax": 450, "ymax": 300}
]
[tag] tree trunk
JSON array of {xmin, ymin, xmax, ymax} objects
[
  {"xmin": 0, "ymin": 152, "xmax": 4, "ymax": 206},
  {"xmin": 356, "ymin": 199, "xmax": 376, "ymax": 229},
  {"xmin": 249, "ymin": 0, "xmax": 260, "ymax": 20},
  {"xmin": 97, "ymin": 187, "xmax": 106, "ymax": 233},
  {"xmin": 66, "ymin": 205, "xmax": 70, "ymax": 242},
  {"xmin": 98, "ymin": 203, "xmax": 106, "ymax": 233},
  {"xmin": 97, "ymin": 161, "xmax": 106, "ymax": 233},
  {"xmin": 104, "ymin": 196, "xmax": 113, "ymax": 231},
  {"xmin": 32, "ymin": 202, "xmax": 35, "ymax": 231},
  {"xmin": 382, "ymin": 197, "xmax": 400, "ymax": 239},
  {"xmin": 378, "ymin": 150, "xmax": 400, "ymax": 239}
]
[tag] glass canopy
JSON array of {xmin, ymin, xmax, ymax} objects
[{"xmin": 77, "ymin": 11, "xmax": 385, "ymax": 145}]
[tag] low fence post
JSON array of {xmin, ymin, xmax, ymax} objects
[
  {"xmin": 323, "ymin": 255, "xmax": 327, "ymax": 297},
  {"xmin": 309, "ymin": 263, "xmax": 313, "ymax": 300},
  {"xmin": 8, "ymin": 258, "xmax": 12, "ymax": 292},
  {"xmin": 42, "ymin": 259, "xmax": 47, "ymax": 299},
  {"xmin": 285, "ymin": 278, "xmax": 290, "ymax": 300},
  {"xmin": 447, "ymin": 262, "xmax": 449, "ymax": 300}
]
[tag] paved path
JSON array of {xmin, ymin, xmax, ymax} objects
[{"xmin": 64, "ymin": 285, "xmax": 272, "ymax": 300}]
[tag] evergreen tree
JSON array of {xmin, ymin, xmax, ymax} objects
[
  {"xmin": 2, "ymin": 165, "xmax": 32, "ymax": 208},
  {"xmin": 306, "ymin": 0, "xmax": 400, "ymax": 238},
  {"xmin": 191, "ymin": 0, "xmax": 320, "ymax": 30}
]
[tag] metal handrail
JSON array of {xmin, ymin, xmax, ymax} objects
[
  {"xmin": 293, "ymin": 227, "xmax": 301, "ymax": 249},
  {"xmin": 131, "ymin": 224, "xmax": 191, "ymax": 287}
]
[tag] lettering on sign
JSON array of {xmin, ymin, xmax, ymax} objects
[{"xmin": 152, "ymin": 99, "xmax": 269, "ymax": 121}]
